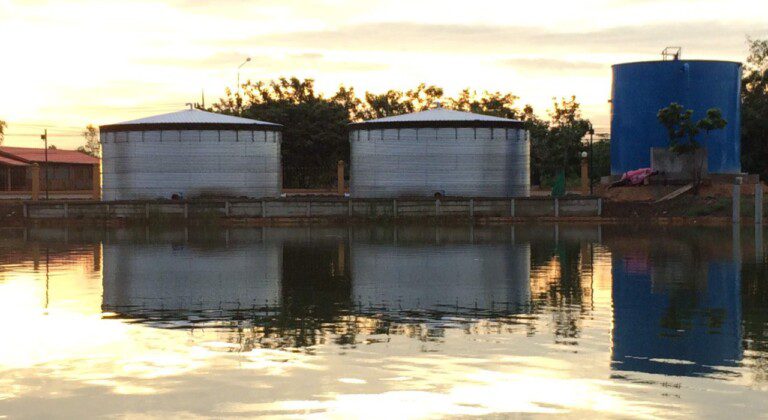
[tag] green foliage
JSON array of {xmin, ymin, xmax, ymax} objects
[
  {"xmin": 360, "ymin": 83, "xmax": 445, "ymax": 119},
  {"xmin": 216, "ymin": 78, "xmax": 350, "ymax": 188},
  {"xmin": 742, "ymin": 37, "xmax": 768, "ymax": 180},
  {"xmin": 590, "ymin": 136, "xmax": 611, "ymax": 182},
  {"xmin": 213, "ymin": 77, "xmax": 591, "ymax": 189},
  {"xmin": 526, "ymin": 97, "xmax": 591, "ymax": 185},
  {"xmin": 77, "ymin": 124, "xmax": 100, "ymax": 157},
  {"xmin": 657, "ymin": 103, "xmax": 727, "ymax": 155},
  {"xmin": 450, "ymin": 89, "xmax": 520, "ymax": 119},
  {"xmin": 657, "ymin": 103, "xmax": 700, "ymax": 154},
  {"xmin": 0, "ymin": 120, "xmax": 6, "ymax": 145}
]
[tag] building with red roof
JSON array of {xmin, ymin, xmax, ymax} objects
[{"xmin": 0, "ymin": 146, "xmax": 100, "ymax": 200}]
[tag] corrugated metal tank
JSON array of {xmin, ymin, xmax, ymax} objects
[
  {"xmin": 349, "ymin": 108, "xmax": 530, "ymax": 197},
  {"xmin": 611, "ymin": 60, "xmax": 742, "ymax": 175},
  {"xmin": 100, "ymin": 109, "xmax": 282, "ymax": 200},
  {"xmin": 351, "ymin": 240, "xmax": 531, "ymax": 312},
  {"xmin": 102, "ymin": 235, "xmax": 282, "ymax": 314}
]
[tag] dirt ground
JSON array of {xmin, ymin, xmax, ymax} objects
[
  {"xmin": 597, "ymin": 181, "xmax": 763, "ymax": 202},
  {"xmin": 600, "ymin": 181, "xmax": 764, "ymax": 219}
]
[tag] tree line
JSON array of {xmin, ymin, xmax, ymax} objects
[
  {"xmin": 1, "ymin": 37, "xmax": 764, "ymax": 189},
  {"xmin": 213, "ymin": 80, "xmax": 596, "ymax": 188}
]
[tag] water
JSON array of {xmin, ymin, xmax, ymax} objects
[{"xmin": 0, "ymin": 224, "xmax": 766, "ymax": 418}]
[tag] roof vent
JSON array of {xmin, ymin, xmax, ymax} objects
[{"xmin": 662, "ymin": 47, "xmax": 682, "ymax": 61}]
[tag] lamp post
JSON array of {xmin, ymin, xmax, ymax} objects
[
  {"xmin": 587, "ymin": 122, "xmax": 594, "ymax": 195},
  {"xmin": 41, "ymin": 129, "xmax": 49, "ymax": 200},
  {"xmin": 237, "ymin": 57, "xmax": 251, "ymax": 109},
  {"xmin": 580, "ymin": 151, "xmax": 589, "ymax": 196}
]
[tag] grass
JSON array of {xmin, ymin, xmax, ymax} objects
[{"xmin": 684, "ymin": 197, "xmax": 729, "ymax": 217}]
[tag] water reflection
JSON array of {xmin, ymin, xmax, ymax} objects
[
  {"xmin": 609, "ymin": 227, "xmax": 743, "ymax": 377},
  {"xmin": 1, "ymin": 224, "xmax": 767, "ymax": 417}
]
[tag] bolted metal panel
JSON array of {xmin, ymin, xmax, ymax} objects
[
  {"xmin": 350, "ymin": 126, "xmax": 530, "ymax": 198},
  {"xmin": 351, "ymin": 242, "xmax": 531, "ymax": 311},
  {"xmin": 102, "ymin": 240, "xmax": 281, "ymax": 313},
  {"xmin": 101, "ymin": 129, "xmax": 281, "ymax": 200},
  {"xmin": 611, "ymin": 60, "xmax": 742, "ymax": 175}
]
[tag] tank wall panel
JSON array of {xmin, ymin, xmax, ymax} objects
[
  {"xmin": 351, "ymin": 243, "xmax": 531, "ymax": 311},
  {"xmin": 102, "ymin": 242, "xmax": 281, "ymax": 311},
  {"xmin": 101, "ymin": 129, "xmax": 281, "ymax": 200},
  {"xmin": 611, "ymin": 60, "xmax": 742, "ymax": 174},
  {"xmin": 350, "ymin": 127, "xmax": 530, "ymax": 198}
]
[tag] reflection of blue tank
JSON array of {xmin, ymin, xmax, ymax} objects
[
  {"xmin": 610, "ymin": 60, "xmax": 742, "ymax": 175},
  {"xmin": 611, "ymin": 256, "xmax": 742, "ymax": 377}
]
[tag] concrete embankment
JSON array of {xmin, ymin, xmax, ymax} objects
[{"xmin": 13, "ymin": 197, "xmax": 602, "ymax": 225}]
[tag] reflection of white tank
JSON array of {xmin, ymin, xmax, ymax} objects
[
  {"xmin": 102, "ymin": 242, "xmax": 281, "ymax": 312},
  {"xmin": 351, "ymin": 243, "xmax": 531, "ymax": 312}
]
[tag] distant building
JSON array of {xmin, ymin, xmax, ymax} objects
[
  {"xmin": 348, "ymin": 106, "xmax": 530, "ymax": 198},
  {"xmin": 0, "ymin": 146, "xmax": 100, "ymax": 200},
  {"xmin": 100, "ymin": 108, "xmax": 282, "ymax": 201}
]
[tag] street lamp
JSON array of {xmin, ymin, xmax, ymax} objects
[
  {"xmin": 237, "ymin": 57, "xmax": 251, "ymax": 97},
  {"xmin": 587, "ymin": 122, "xmax": 595, "ymax": 195}
]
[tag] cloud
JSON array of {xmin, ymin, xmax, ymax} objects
[
  {"xmin": 237, "ymin": 20, "xmax": 766, "ymax": 56},
  {"xmin": 137, "ymin": 51, "xmax": 388, "ymax": 73},
  {"xmin": 498, "ymin": 58, "xmax": 606, "ymax": 73}
]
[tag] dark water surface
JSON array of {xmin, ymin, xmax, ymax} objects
[{"xmin": 0, "ymin": 225, "xmax": 766, "ymax": 418}]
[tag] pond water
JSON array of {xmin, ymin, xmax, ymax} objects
[{"xmin": 0, "ymin": 224, "xmax": 766, "ymax": 418}]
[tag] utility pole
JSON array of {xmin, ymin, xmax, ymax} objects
[{"xmin": 41, "ymin": 129, "xmax": 49, "ymax": 200}]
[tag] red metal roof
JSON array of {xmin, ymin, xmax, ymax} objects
[
  {"xmin": 0, "ymin": 146, "xmax": 98, "ymax": 165},
  {"xmin": 0, "ymin": 154, "xmax": 29, "ymax": 166}
]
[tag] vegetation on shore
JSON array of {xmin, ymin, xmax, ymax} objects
[{"xmin": 212, "ymin": 80, "xmax": 599, "ymax": 188}]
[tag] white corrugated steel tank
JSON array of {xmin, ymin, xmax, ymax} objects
[
  {"xmin": 351, "ymin": 241, "xmax": 531, "ymax": 312},
  {"xmin": 102, "ymin": 239, "xmax": 282, "ymax": 313},
  {"xmin": 100, "ymin": 109, "xmax": 282, "ymax": 200},
  {"xmin": 349, "ymin": 107, "xmax": 530, "ymax": 198}
]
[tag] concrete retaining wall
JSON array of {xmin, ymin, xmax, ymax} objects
[{"xmin": 22, "ymin": 197, "xmax": 602, "ymax": 220}]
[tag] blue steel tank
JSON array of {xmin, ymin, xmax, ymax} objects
[{"xmin": 610, "ymin": 60, "xmax": 742, "ymax": 175}]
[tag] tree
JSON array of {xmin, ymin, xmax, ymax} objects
[
  {"xmin": 212, "ymin": 76, "xmax": 580, "ymax": 189},
  {"xmin": 657, "ymin": 103, "xmax": 727, "ymax": 189},
  {"xmin": 742, "ymin": 37, "xmax": 768, "ymax": 179},
  {"xmin": 657, "ymin": 103, "xmax": 727, "ymax": 154},
  {"xmin": 522, "ymin": 97, "xmax": 591, "ymax": 187},
  {"xmin": 450, "ymin": 89, "xmax": 520, "ymax": 119},
  {"xmin": 77, "ymin": 124, "xmax": 100, "ymax": 157},
  {"xmin": 215, "ymin": 77, "xmax": 351, "ymax": 188},
  {"xmin": 0, "ymin": 120, "xmax": 6, "ymax": 145},
  {"xmin": 657, "ymin": 102, "xmax": 700, "ymax": 154}
]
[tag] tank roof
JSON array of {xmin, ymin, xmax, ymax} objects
[
  {"xmin": 350, "ymin": 108, "xmax": 523, "ymax": 130},
  {"xmin": 612, "ymin": 59, "xmax": 742, "ymax": 68},
  {"xmin": 100, "ymin": 109, "xmax": 281, "ymax": 132}
]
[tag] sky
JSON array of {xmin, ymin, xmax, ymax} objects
[{"xmin": 0, "ymin": 0, "xmax": 765, "ymax": 149}]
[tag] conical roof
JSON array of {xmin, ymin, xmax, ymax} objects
[
  {"xmin": 365, "ymin": 107, "xmax": 517, "ymax": 123},
  {"xmin": 350, "ymin": 107, "xmax": 523, "ymax": 129},
  {"xmin": 100, "ymin": 109, "xmax": 281, "ymax": 132}
]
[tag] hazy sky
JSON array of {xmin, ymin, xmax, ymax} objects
[{"xmin": 0, "ymin": 0, "xmax": 765, "ymax": 148}]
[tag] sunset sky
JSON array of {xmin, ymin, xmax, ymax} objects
[{"xmin": 0, "ymin": 0, "xmax": 765, "ymax": 149}]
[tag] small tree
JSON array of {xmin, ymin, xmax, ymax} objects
[
  {"xmin": 0, "ymin": 120, "xmax": 6, "ymax": 145},
  {"xmin": 657, "ymin": 103, "xmax": 727, "ymax": 188},
  {"xmin": 657, "ymin": 103, "xmax": 727, "ymax": 154},
  {"xmin": 78, "ymin": 124, "xmax": 100, "ymax": 157}
]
